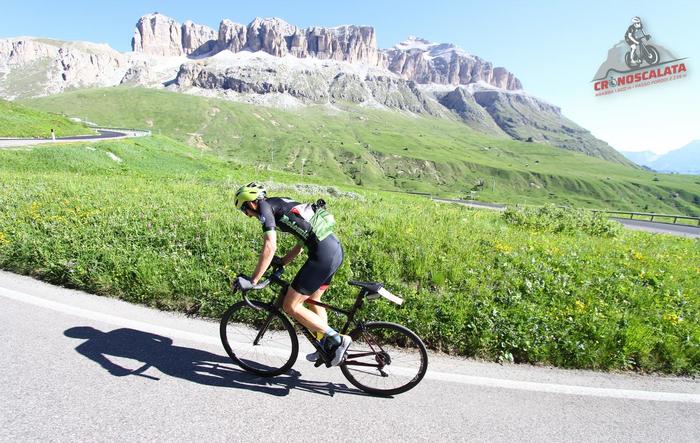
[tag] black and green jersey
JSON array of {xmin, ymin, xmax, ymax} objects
[{"xmin": 257, "ymin": 197, "xmax": 335, "ymax": 247}]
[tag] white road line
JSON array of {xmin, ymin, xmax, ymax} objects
[{"xmin": 1, "ymin": 286, "xmax": 698, "ymax": 404}]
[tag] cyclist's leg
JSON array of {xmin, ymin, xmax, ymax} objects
[
  {"xmin": 286, "ymin": 235, "xmax": 343, "ymax": 329},
  {"xmin": 282, "ymin": 287, "xmax": 328, "ymax": 333},
  {"xmin": 307, "ymin": 284, "xmax": 329, "ymax": 326}
]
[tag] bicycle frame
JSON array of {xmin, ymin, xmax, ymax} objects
[{"xmin": 240, "ymin": 267, "xmax": 379, "ymax": 368}]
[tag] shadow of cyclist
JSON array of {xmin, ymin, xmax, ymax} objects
[{"xmin": 64, "ymin": 326, "xmax": 372, "ymax": 398}]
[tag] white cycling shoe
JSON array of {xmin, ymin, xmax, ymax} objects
[
  {"xmin": 330, "ymin": 335, "xmax": 352, "ymax": 366},
  {"xmin": 306, "ymin": 335, "xmax": 352, "ymax": 365}
]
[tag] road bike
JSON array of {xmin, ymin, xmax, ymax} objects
[
  {"xmin": 219, "ymin": 264, "xmax": 428, "ymax": 396},
  {"xmin": 625, "ymin": 33, "xmax": 660, "ymax": 68}
]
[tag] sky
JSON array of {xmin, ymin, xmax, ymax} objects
[{"xmin": 2, "ymin": 0, "xmax": 698, "ymax": 154}]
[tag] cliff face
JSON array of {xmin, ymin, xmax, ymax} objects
[
  {"xmin": 385, "ymin": 38, "xmax": 522, "ymax": 90},
  {"xmin": 131, "ymin": 14, "xmax": 519, "ymax": 90},
  {"xmin": 0, "ymin": 38, "xmax": 128, "ymax": 98}
]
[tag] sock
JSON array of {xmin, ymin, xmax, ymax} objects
[{"xmin": 323, "ymin": 326, "xmax": 342, "ymax": 348}]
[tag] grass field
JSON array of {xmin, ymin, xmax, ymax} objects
[
  {"xmin": 1, "ymin": 135, "xmax": 697, "ymax": 374},
  {"xmin": 21, "ymin": 87, "xmax": 700, "ymax": 216},
  {"xmin": 0, "ymin": 98, "xmax": 94, "ymax": 138}
]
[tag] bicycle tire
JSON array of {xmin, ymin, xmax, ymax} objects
[
  {"xmin": 220, "ymin": 300, "xmax": 298, "ymax": 377},
  {"xmin": 340, "ymin": 321, "xmax": 428, "ymax": 396}
]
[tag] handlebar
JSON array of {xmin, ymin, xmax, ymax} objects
[{"xmin": 231, "ymin": 261, "xmax": 287, "ymax": 311}]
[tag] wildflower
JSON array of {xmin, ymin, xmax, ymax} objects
[
  {"xmin": 0, "ymin": 231, "xmax": 9, "ymax": 245},
  {"xmin": 494, "ymin": 240, "xmax": 512, "ymax": 254},
  {"xmin": 662, "ymin": 313, "xmax": 680, "ymax": 324},
  {"xmin": 575, "ymin": 300, "xmax": 586, "ymax": 312},
  {"xmin": 631, "ymin": 250, "xmax": 645, "ymax": 261}
]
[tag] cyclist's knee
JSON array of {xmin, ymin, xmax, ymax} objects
[{"xmin": 283, "ymin": 288, "xmax": 304, "ymax": 315}]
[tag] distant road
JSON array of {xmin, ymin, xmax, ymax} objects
[
  {"xmin": 1, "ymin": 270, "xmax": 698, "ymax": 442},
  {"xmin": 434, "ymin": 198, "xmax": 699, "ymax": 238},
  {"xmin": 432, "ymin": 197, "xmax": 507, "ymax": 211},
  {"xmin": 612, "ymin": 217, "xmax": 700, "ymax": 238},
  {"xmin": 0, "ymin": 128, "xmax": 149, "ymax": 148}
]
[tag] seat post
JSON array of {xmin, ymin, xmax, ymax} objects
[{"xmin": 341, "ymin": 289, "xmax": 366, "ymax": 333}]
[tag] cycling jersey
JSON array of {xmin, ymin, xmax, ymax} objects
[
  {"xmin": 625, "ymin": 25, "xmax": 643, "ymax": 45},
  {"xmin": 256, "ymin": 197, "xmax": 343, "ymax": 295},
  {"xmin": 257, "ymin": 197, "xmax": 332, "ymax": 248}
]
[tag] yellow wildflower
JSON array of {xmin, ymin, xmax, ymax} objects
[
  {"xmin": 575, "ymin": 300, "xmax": 586, "ymax": 312},
  {"xmin": 494, "ymin": 240, "xmax": 512, "ymax": 254},
  {"xmin": 0, "ymin": 231, "xmax": 8, "ymax": 245},
  {"xmin": 662, "ymin": 313, "xmax": 680, "ymax": 324},
  {"xmin": 631, "ymin": 250, "xmax": 644, "ymax": 261}
]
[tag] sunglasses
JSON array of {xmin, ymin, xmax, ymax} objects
[{"xmin": 241, "ymin": 202, "xmax": 254, "ymax": 214}]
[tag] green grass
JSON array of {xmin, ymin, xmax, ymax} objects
[
  {"xmin": 21, "ymin": 87, "xmax": 700, "ymax": 216},
  {"xmin": 1, "ymin": 135, "xmax": 698, "ymax": 374},
  {"xmin": 0, "ymin": 98, "xmax": 94, "ymax": 138}
]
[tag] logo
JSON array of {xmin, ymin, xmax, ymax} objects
[{"xmin": 592, "ymin": 17, "xmax": 688, "ymax": 96}]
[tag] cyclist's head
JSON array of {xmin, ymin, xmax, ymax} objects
[
  {"xmin": 632, "ymin": 16, "xmax": 642, "ymax": 28},
  {"xmin": 64, "ymin": 326, "xmax": 101, "ymax": 339},
  {"xmin": 235, "ymin": 182, "xmax": 266, "ymax": 216}
]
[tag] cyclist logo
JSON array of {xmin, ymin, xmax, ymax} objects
[
  {"xmin": 623, "ymin": 16, "xmax": 660, "ymax": 68},
  {"xmin": 592, "ymin": 16, "xmax": 688, "ymax": 96}
]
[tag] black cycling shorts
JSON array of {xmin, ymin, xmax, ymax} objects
[{"xmin": 291, "ymin": 234, "xmax": 343, "ymax": 295}]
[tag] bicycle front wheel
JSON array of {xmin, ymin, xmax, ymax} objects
[
  {"xmin": 220, "ymin": 300, "xmax": 298, "ymax": 377},
  {"xmin": 340, "ymin": 321, "xmax": 428, "ymax": 396}
]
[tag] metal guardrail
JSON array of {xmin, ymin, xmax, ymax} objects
[
  {"xmin": 94, "ymin": 127, "xmax": 152, "ymax": 136},
  {"xmin": 592, "ymin": 210, "xmax": 700, "ymax": 226}
]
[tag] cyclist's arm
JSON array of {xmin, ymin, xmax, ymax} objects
[
  {"xmin": 252, "ymin": 230, "xmax": 277, "ymax": 284},
  {"xmin": 280, "ymin": 242, "xmax": 304, "ymax": 265}
]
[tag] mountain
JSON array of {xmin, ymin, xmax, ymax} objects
[
  {"xmin": 652, "ymin": 141, "xmax": 700, "ymax": 174},
  {"xmin": 621, "ymin": 142, "xmax": 700, "ymax": 174},
  {"xmin": 619, "ymin": 150, "xmax": 659, "ymax": 167},
  {"xmin": 0, "ymin": 12, "xmax": 632, "ymax": 166}
]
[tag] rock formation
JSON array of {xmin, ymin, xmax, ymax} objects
[
  {"xmin": 132, "ymin": 13, "xmax": 184, "ymax": 56},
  {"xmin": 181, "ymin": 21, "xmax": 217, "ymax": 55},
  {"xmin": 130, "ymin": 14, "xmax": 520, "ymax": 90},
  {"xmin": 385, "ymin": 37, "xmax": 522, "ymax": 90}
]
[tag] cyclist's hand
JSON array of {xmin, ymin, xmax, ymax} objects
[
  {"xmin": 646, "ymin": 34, "xmax": 651, "ymax": 40},
  {"xmin": 234, "ymin": 275, "xmax": 254, "ymax": 291},
  {"xmin": 271, "ymin": 256, "xmax": 284, "ymax": 267}
]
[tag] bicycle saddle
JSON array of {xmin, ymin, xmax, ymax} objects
[{"xmin": 348, "ymin": 280, "xmax": 383, "ymax": 293}]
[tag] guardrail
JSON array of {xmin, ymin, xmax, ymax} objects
[
  {"xmin": 592, "ymin": 210, "xmax": 700, "ymax": 226},
  {"xmin": 94, "ymin": 127, "xmax": 152, "ymax": 136}
]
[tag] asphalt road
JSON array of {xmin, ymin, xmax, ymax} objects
[
  {"xmin": 1, "ymin": 270, "xmax": 698, "ymax": 442},
  {"xmin": 0, "ymin": 129, "xmax": 148, "ymax": 148},
  {"xmin": 434, "ymin": 198, "xmax": 699, "ymax": 238},
  {"xmin": 612, "ymin": 217, "xmax": 700, "ymax": 238}
]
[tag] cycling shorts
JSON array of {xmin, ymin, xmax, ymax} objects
[{"xmin": 291, "ymin": 234, "xmax": 343, "ymax": 295}]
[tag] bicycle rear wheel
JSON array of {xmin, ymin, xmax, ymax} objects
[
  {"xmin": 340, "ymin": 321, "xmax": 428, "ymax": 396},
  {"xmin": 220, "ymin": 300, "xmax": 298, "ymax": 377}
]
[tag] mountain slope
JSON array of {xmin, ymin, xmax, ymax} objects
[
  {"xmin": 0, "ymin": 98, "xmax": 93, "ymax": 137},
  {"xmin": 20, "ymin": 87, "xmax": 700, "ymax": 215},
  {"xmin": 0, "ymin": 13, "xmax": 631, "ymax": 166}
]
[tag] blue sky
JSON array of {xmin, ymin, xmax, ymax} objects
[{"xmin": 2, "ymin": 0, "xmax": 698, "ymax": 154}]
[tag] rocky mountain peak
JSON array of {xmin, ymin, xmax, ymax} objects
[
  {"xmin": 132, "ymin": 13, "xmax": 184, "ymax": 57},
  {"xmin": 385, "ymin": 37, "xmax": 520, "ymax": 90}
]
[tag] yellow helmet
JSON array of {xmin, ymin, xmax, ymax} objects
[{"xmin": 234, "ymin": 182, "xmax": 266, "ymax": 210}]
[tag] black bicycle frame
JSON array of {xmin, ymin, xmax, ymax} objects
[{"xmin": 242, "ymin": 269, "xmax": 383, "ymax": 369}]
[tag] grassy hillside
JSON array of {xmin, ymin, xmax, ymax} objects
[
  {"xmin": 0, "ymin": 98, "xmax": 94, "ymax": 138},
  {"xmin": 21, "ymin": 87, "xmax": 700, "ymax": 216},
  {"xmin": 0, "ymin": 135, "xmax": 697, "ymax": 374}
]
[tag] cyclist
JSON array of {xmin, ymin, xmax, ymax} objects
[
  {"xmin": 234, "ymin": 182, "xmax": 351, "ymax": 366},
  {"xmin": 624, "ymin": 16, "xmax": 646, "ymax": 64}
]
